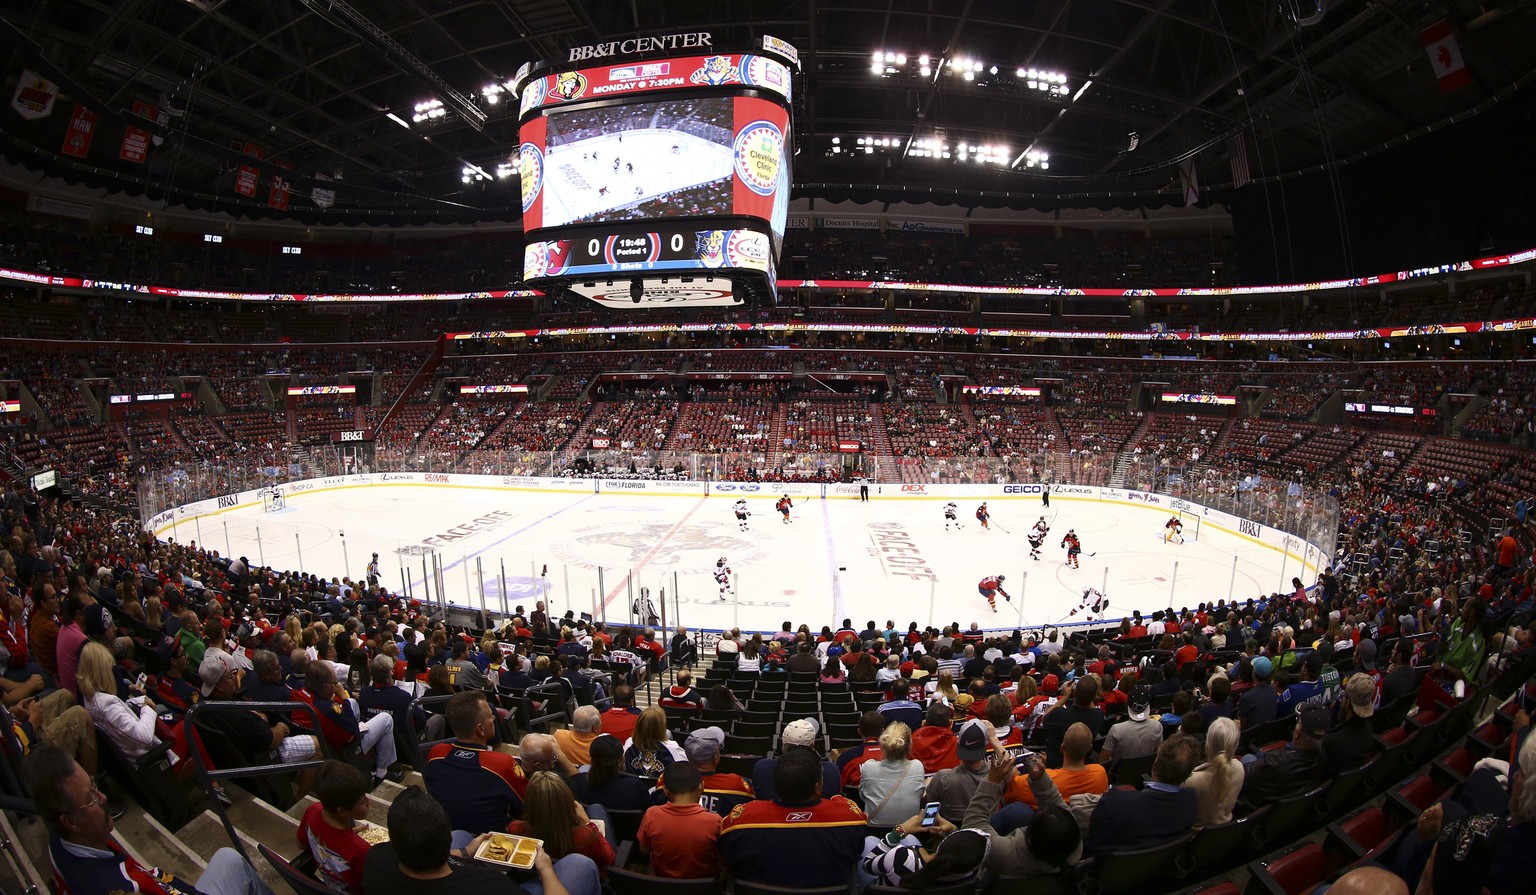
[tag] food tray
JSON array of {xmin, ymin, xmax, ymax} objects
[{"xmin": 474, "ymin": 833, "xmax": 541, "ymax": 870}]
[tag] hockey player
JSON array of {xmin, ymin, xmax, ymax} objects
[
  {"xmin": 1060, "ymin": 529, "xmax": 1082, "ymax": 569},
  {"xmin": 1069, "ymin": 587, "xmax": 1108, "ymax": 620},
  {"xmin": 977, "ymin": 574, "xmax": 1010, "ymax": 613},
  {"xmin": 1164, "ymin": 515, "xmax": 1184, "ymax": 544},
  {"xmin": 734, "ymin": 499, "xmax": 751, "ymax": 531},
  {"xmin": 776, "ymin": 495, "xmax": 793, "ymax": 524},
  {"xmin": 1028, "ymin": 516, "xmax": 1050, "ymax": 560},
  {"xmin": 944, "ymin": 501, "xmax": 963, "ymax": 530},
  {"xmin": 975, "ymin": 502, "xmax": 991, "ymax": 530},
  {"xmin": 714, "ymin": 557, "xmax": 734, "ymax": 601}
]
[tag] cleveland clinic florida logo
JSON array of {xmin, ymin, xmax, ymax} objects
[{"xmin": 733, "ymin": 120, "xmax": 783, "ymax": 196}]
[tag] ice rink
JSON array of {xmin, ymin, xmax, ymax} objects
[
  {"xmin": 172, "ymin": 483, "xmax": 1322, "ymax": 635},
  {"xmin": 543, "ymin": 131, "xmax": 733, "ymax": 227}
]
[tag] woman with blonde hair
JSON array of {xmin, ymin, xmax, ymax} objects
[
  {"xmin": 858, "ymin": 721, "xmax": 926, "ymax": 826},
  {"xmin": 622, "ymin": 706, "xmax": 685, "ymax": 777},
  {"xmin": 77, "ymin": 643, "xmax": 154, "ymax": 754},
  {"xmin": 507, "ymin": 770, "xmax": 616, "ymax": 874},
  {"xmin": 1184, "ymin": 716, "xmax": 1243, "ymax": 827},
  {"xmin": 143, "ymin": 596, "xmax": 164, "ymax": 632}
]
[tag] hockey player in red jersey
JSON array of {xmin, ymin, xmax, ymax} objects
[
  {"xmin": 977, "ymin": 574, "xmax": 1010, "ymax": 612},
  {"xmin": 1060, "ymin": 530, "xmax": 1082, "ymax": 568},
  {"xmin": 975, "ymin": 502, "xmax": 991, "ymax": 530},
  {"xmin": 776, "ymin": 495, "xmax": 793, "ymax": 523}
]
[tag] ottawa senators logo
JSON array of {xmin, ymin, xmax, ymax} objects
[{"xmin": 553, "ymin": 71, "xmax": 588, "ymax": 100}]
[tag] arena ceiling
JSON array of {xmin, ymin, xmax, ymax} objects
[{"xmin": 1, "ymin": 0, "xmax": 1533, "ymax": 224}]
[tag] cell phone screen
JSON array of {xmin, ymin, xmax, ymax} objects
[{"xmin": 920, "ymin": 802, "xmax": 941, "ymax": 827}]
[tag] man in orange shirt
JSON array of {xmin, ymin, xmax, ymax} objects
[
  {"xmin": 996, "ymin": 722, "xmax": 1107, "ymax": 833},
  {"xmin": 1494, "ymin": 528, "xmax": 1520, "ymax": 579},
  {"xmin": 637, "ymin": 762, "xmax": 720, "ymax": 879}
]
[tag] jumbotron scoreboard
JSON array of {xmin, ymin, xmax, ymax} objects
[{"xmin": 516, "ymin": 35, "xmax": 797, "ymax": 308}]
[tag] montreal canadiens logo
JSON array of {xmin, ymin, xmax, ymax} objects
[
  {"xmin": 733, "ymin": 120, "xmax": 783, "ymax": 197},
  {"xmin": 518, "ymin": 143, "xmax": 543, "ymax": 213}
]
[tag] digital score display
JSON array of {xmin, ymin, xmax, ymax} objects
[{"xmin": 524, "ymin": 224, "xmax": 770, "ymax": 280}]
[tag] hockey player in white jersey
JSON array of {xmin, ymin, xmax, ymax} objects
[
  {"xmin": 734, "ymin": 499, "xmax": 751, "ymax": 531},
  {"xmin": 714, "ymin": 557, "xmax": 734, "ymax": 601},
  {"xmin": 1069, "ymin": 587, "xmax": 1109, "ymax": 620},
  {"xmin": 944, "ymin": 501, "xmax": 963, "ymax": 530},
  {"xmin": 1028, "ymin": 516, "xmax": 1050, "ymax": 560}
]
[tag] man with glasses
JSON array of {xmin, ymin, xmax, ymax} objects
[{"xmin": 28, "ymin": 742, "xmax": 274, "ymax": 895}]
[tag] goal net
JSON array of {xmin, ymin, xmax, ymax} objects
[
  {"xmin": 1177, "ymin": 508, "xmax": 1201, "ymax": 542},
  {"xmin": 262, "ymin": 489, "xmax": 284, "ymax": 513}
]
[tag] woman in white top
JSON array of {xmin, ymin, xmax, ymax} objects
[
  {"xmin": 77, "ymin": 641, "xmax": 160, "ymax": 760},
  {"xmin": 1184, "ymin": 716, "xmax": 1244, "ymax": 828},
  {"xmin": 735, "ymin": 641, "xmax": 761, "ymax": 673},
  {"xmin": 858, "ymin": 722, "xmax": 926, "ymax": 827}
]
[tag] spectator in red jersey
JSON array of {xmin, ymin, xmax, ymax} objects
[{"xmin": 296, "ymin": 761, "xmax": 374, "ymax": 895}]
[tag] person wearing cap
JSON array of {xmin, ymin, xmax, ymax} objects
[
  {"xmin": 199, "ymin": 648, "xmax": 322, "ymax": 771},
  {"xmin": 1275, "ymin": 651, "xmax": 1326, "ymax": 718},
  {"xmin": 1235, "ymin": 656, "xmax": 1279, "ymax": 732},
  {"xmin": 1322, "ymin": 673, "xmax": 1379, "ymax": 775},
  {"xmin": 637, "ymin": 762, "xmax": 721, "ymax": 880},
  {"xmin": 750, "ymin": 717, "xmax": 840, "ymax": 801},
  {"xmin": 1237, "ymin": 703, "xmax": 1332, "ymax": 809},
  {"xmin": 1100, "ymin": 685, "xmax": 1163, "ymax": 766},
  {"xmin": 681, "ymin": 726, "xmax": 754, "ymax": 816},
  {"xmin": 923, "ymin": 718, "xmax": 994, "ymax": 825},
  {"xmin": 910, "ymin": 702, "xmax": 961, "ymax": 774},
  {"xmin": 719, "ymin": 747, "xmax": 869, "ymax": 888}
]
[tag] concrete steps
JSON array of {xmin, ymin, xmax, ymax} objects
[{"xmin": 115, "ymin": 806, "xmax": 208, "ymax": 881}]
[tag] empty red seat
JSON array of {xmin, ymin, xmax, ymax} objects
[{"xmin": 1258, "ymin": 842, "xmax": 1328, "ymax": 895}]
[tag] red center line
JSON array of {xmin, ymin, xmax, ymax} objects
[{"xmin": 599, "ymin": 495, "xmax": 710, "ymax": 611}]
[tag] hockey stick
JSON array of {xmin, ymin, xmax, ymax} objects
[{"xmin": 994, "ymin": 522, "xmax": 1012, "ymax": 534}]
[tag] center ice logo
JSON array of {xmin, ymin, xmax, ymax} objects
[{"xmin": 551, "ymin": 522, "xmax": 759, "ymax": 568}]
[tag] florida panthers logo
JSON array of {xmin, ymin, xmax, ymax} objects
[
  {"xmin": 552, "ymin": 522, "xmax": 760, "ymax": 568},
  {"xmin": 695, "ymin": 230, "xmax": 727, "ymax": 268},
  {"xmin": 690, "ymin": 55, "xmax": 740, "ymax": 86}
]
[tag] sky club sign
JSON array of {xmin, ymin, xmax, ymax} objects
[{"xmin": 567, "ymin": 32, "xmax": 714, "ymax": 62}]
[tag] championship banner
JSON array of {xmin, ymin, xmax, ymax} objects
[
  {"xmin": 234, "ymin": 143, "xmax": 263, "ymax": 197},
  {"xmin": 268, "ymin": 174, "xmax": 290, "ymax": 211},
  {"xmin": 60, "ymin": 103, "xmax": 97, "ymax": 158},
  {"xmin": 119, "ymin": 101, "xmax": 156, "ymax": 163},
  {"xmin": 310, "ymin": 171, "xmax": 335, "ymax": 209},
  {"xmin": 10, "ymin": 69, "xmax": 57, "ymax": 120}
]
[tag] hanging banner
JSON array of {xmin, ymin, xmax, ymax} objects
[
  {"xmin": 1421, "ymin": 20, "xmax": 1470, "ymax": 94},
  {"xmin": 10, "ymin": 69, "xmax": 58, "ymax": 120},
  {"xmin": 118, "ymin": 101, "xmax": 156, "ymax": 163},
  {"xmin": 234, "ymin": 143, "xmax": 263, "ymax": 197},
  {"xmin": 310, "ymin": 171, "xmax": 335, "ymax": 209},
  {"xmin": 268, "ymin": 174, "xmax": 290, "ymax": 211},
  {"xmin": 60, "ymin": 103, "xmax": 98, "ymax": 158}
]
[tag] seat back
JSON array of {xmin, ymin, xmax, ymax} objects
[
  {"xmin": 606, "ymin": 807, "xmax": 645, "ymax": 844},
  {"xmin": 1183, "ymin": 810, "xmax": 1266, "ymax": 878},
  {"xmin": 1259, "ymin": 785, "xmax": 1328, "ymax": 846},
  {"xmin": 733, "ymin": 881, "xmax": 851, "ymax": 895},
  {"xmin": 1252, "ymin": 842, "xmax": 1327, "ymax": 895},
  {"xmin": 258, "ymin": 843, "xmax": 342, "ymax": 895},
  {"xmin": 1091, "ymin": 831, "xmax": 1196, "ymax": 895},
  {"xmin": 608, "ymin": 867, "xmax": 718, "ymax": 895}
]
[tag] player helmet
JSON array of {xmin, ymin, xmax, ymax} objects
[
  {"xmin": 997, "ymin": 575, "xmax": 1005, "ymax": 581},
  {"xmin": 717, "ymin": 557, "xmax": 726, "ymax": 564}
]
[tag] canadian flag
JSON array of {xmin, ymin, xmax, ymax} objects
[{"xmin": 1421, "ymin": 19, "xmax": 1470, "ymax": 93}]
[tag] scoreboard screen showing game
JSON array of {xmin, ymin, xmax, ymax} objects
[{"xmin": 518, "ymin": 50, "xmax": 793, "ymax": 295}]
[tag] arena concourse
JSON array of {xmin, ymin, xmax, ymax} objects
[{"xmin": 4, "ymin": 5, "xmax": 1536, "ymax": 895}]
